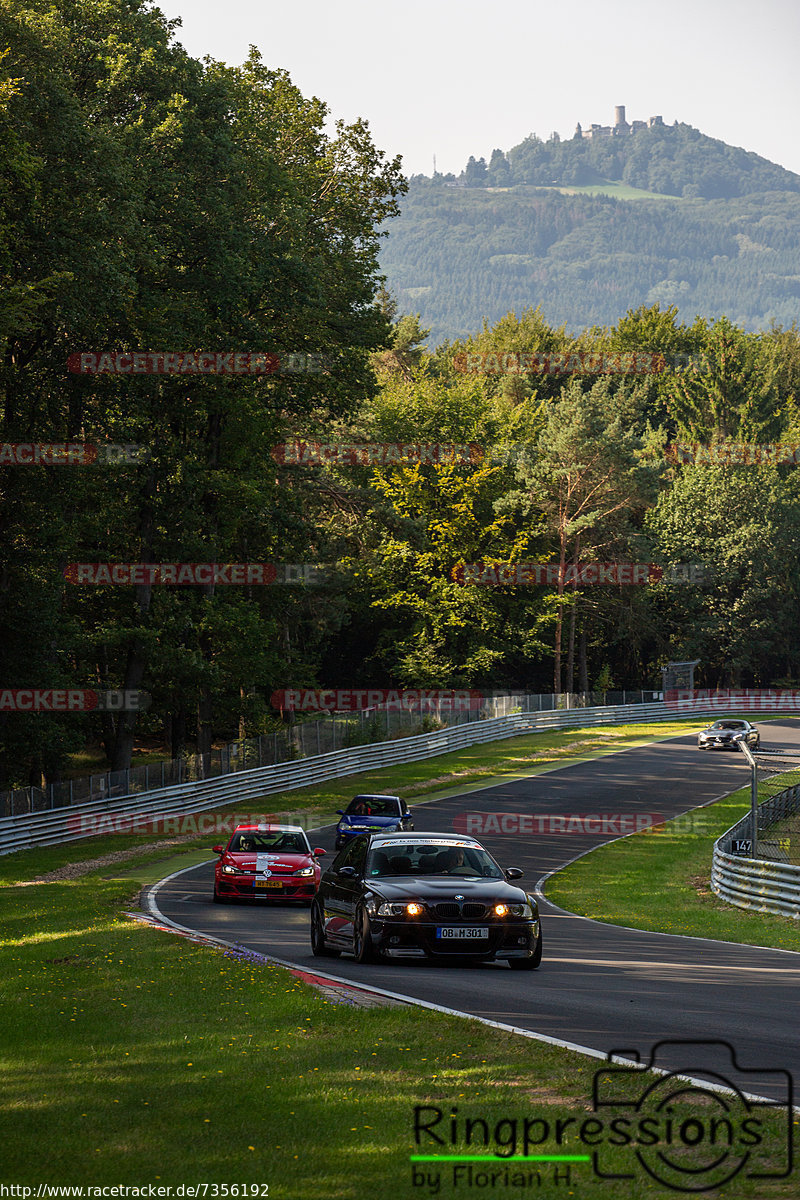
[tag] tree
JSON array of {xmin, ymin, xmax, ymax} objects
[
  {"xmin": 0, "ymin": 0, "xmax": 406, "ymax": 784},
  {"xmin": 664, "ymin": 316, "xmax": 784, "ymax": 442},
  {"xmin": 518, "ymin": 378, "xmax": 662, "ymax": 691},
  {"xmin": 372, "ymin": 311, "xmax": 430, "ymax": 379},
  {"xmin": 645, "ymin": 466, "xmax": 800, "ymax": 686},
  {"xmin": 464, "ymin": 156, "xmax": 488, "ymax": 187},
  {"xmin": 318, "ymin": 372, "xmax": 552, "ymax": 689},
  {"xmin": 487, "ymin": 149, "xmax": 510, "ymax": 186}
]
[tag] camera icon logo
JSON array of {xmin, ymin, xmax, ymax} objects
[{"xmin": 591, "ymin": 1039, "xmax": 792, "ymax": 1192}]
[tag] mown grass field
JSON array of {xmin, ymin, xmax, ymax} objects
[{"xmin": 536, "ymin": 181, "xmax": 677, "ymax": 200}]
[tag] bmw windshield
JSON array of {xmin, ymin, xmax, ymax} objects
[{"xmin": 366, "ymin": 843, "xmax": 503, "ymax": 879}]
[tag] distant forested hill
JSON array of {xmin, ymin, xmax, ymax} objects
[
  {"xmin": 479, "ymin": 121, "xmax": 800, "ymax": 197},
  {"xmin": 380, "ymin": 124, "xmax": 800, "ymax": 343}
]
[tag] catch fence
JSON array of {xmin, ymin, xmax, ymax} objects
[{"xmin": 0, "ymin": 689, "xmax": 661, "ymax": 819}]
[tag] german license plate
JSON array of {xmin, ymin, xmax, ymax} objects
[
  {"xmin": 255, "ymin": 880, "xmax": 283, "ymax": 889},
  {"xmin": 436, "ymin": 926, "xmax": 488, "ymax": 939}
]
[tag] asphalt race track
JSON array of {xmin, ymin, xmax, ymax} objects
[{"xmin": 149, "ymin": 723, "xmax": 800, "ymax": 1102}]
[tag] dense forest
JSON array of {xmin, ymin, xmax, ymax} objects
[
  {"xmin": 380, "ymin": 183, "xmax": 800, "ymax": 342},
  {"xmin": 380, "ymin": 125, "xmax": 800, "ymax": 341},
  {"xmin": 4, "ymin": 0, "xmax": 800, "ymax": 789}
]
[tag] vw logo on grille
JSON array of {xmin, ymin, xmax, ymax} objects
[{"xmin": 454, "ymin": 894, "xmax": 465, "ymax": 901}]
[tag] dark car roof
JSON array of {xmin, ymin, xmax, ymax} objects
[
  {"xmin": 368, "ymin": 832, "xmax": 481, "ymax": 849},
  {"xmin": 352, "ymin": 793, "xmax": 401, "ymax": 801}
]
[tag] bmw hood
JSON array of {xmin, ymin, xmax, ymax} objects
[
  {"xmin": 340, "ymin": 815, "xmax": 400, "ymax": 829},
  {"xmin": 363, "ymin": 876, "xmax": 529, "ymax": 903}
]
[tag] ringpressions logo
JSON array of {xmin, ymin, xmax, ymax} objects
[{"xmin": 410, "ymin": 1040, "xmax": 792, "ymax": 1193}]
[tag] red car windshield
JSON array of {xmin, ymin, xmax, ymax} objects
[{"xmin": 230, "ymin": 832, "xmax": 308, "ymax": 854}]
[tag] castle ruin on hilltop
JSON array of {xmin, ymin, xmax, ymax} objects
[{"xmin": 575, "ymin": 106, "xmax": 664, "ymax": 140}]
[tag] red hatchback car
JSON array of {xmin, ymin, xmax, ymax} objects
[{"xmin": 212, "ymin": 823, "xmax": 326, "ymax": 905}]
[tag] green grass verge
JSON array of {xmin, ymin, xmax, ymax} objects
[
  {"xmin": 2, "ymin": 848, "xmax": 796, "ymax": 1196},
  {"xmin": 546, "ymin": 781, "xmax": 800, "ymax": 952},
  {"xmin": 4, "ymin": 716, "xmax": 798, "ymax": 1195}
]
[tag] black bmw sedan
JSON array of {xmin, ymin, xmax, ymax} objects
[{"xmin": 310, "ymin": 832, "xmax": 542, "ymax": 970}]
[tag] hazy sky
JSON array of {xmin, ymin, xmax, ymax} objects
[{"xmin": 158, "ymin": 0, "xmax": 800, "ymax": 179}]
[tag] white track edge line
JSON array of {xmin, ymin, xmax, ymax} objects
[
  {"xmin": 144, "ymin": 863, "xmax": 798, "ymax": 1111},
  {"xmin": 534, "ymin": 788, "xmax": 800, "ymax": 958}
]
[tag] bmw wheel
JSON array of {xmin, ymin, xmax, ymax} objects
[
  {"xmin": 353, "ymin": 905, "xmax": 374, "ymax": 964},
  {"xmin": 311, "ymin": 901, "xmax": 339, "ymax": 958}
]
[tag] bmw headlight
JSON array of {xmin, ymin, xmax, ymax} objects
[
  {"xmin": 377, "ymin": 901, "xmax": 417, "ymax": 917},
  {"xmin": 495, "ymin": 900, "xmax": 535, "ymax": 917}
]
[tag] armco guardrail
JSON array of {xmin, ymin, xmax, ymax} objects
[
  {"xmin": 0, "ymin": 711, "xmax": 536, "ymax": 853},
  {"xmin": 0, "ymin": 688, "xmax": 663, "ymax": 818},
  {"xmin": 0, "ymin": 698, "xmax": 745, "ymax": 854},
  {"xmin": 712, "ymin": 781, "xmax": 800, "ymax": 917}
]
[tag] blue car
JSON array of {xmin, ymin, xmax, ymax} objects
[{"xmin": 335, "ymin": 794, "xmax": 414, "ymax": 849}]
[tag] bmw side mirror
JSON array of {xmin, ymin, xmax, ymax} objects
[
  {"xmin": 313, "ymin": 848, "xmax": 327, "ymax": 856},
  {"xmin": 336, "ymin": 810, "xmax": 345, "ymax": 816},
  {"xmin": 505, "ymin": 867, "xmax": 524, "ymax": 879},
  {"xmin": 212, "ymin": 844, "xmax": 224, "ymax": 854},
  {"xmin": 338, "ymin": 865, "xmax": 357, "ymax": 878}
]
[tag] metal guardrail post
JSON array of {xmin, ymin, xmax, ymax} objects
[{"xmin": 735, "ymin": 735, "xmax": 758, "ymax": 857}]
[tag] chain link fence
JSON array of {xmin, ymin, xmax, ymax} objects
[
  {"xmin": 750, "ymin": 749, "xmax": 800, "ymax": 864},
  {"xmin": 0, "ymin": 688, "xmax": 662, "ymax": 818}
]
